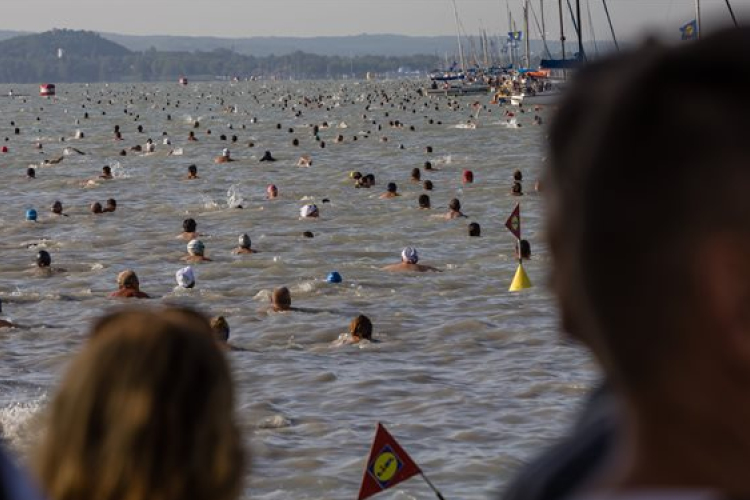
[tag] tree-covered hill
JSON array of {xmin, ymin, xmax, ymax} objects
[{"xmin": 0, "ymin": 28, "xmax": 131, "ymax": 59}]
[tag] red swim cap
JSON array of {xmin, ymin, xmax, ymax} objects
[
  {"xmin": 1, "ymin": 146, "xmax": 8, "ymax": 153},
  {"xmin": 463, "ymin": 170, "xmax": 474, "ymax": 183}
]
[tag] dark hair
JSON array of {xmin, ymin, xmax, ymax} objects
[
  {"xmin": 37, "ymin": 250, "xmax": 52, "ymax": 267},
  {"xmin": 468, "ymin": 222, "xmax": 481, "ymax": 237},
  {"xmin": 418, "ymin": 194, "xmax": 431, "ymax": 209},
  {"xmin": 387, "ymin": 182, "xmax": 397, "ymax": 193},
  {"xmin": 513, "ymin": 169, "xmax": 523, "ymax": 181},
  {"xmin": 448, "ymin": 198, "xmax": 461, "ymax": 211},
  {"xmin": 183, "ymin": 218, "xmax": 197, "ymax": 232},
  {"xmin": 188, "ymin": 164, "xmax": 197, "ymax": 173},
  {"xmin": 423, "ymin": 180, "xmax": 433, "ymax": 191},
  {"xmin": 27, "ymin": 167, "xmax": 36, "ymax": 178},
  {"xmin": 424, "ymin": 161, "xmax": 433, "ymax": 170},
  {"xmin": 411, "ymin": 168, "xmax": 421, "ymax": 181},
  {"xmin": 546, "ymin": 29, "xmax": 750, "ymax": 387}
]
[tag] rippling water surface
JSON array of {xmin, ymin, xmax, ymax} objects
[{"xmin": 0, "ymin": 81, "xmax": 597, "ymax": 499}]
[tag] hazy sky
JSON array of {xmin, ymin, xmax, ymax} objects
[{"xmin": 1, "ymin": 0, "xmax": 748, "ymax": 40}]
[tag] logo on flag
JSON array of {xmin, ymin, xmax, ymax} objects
[
  {"xmin": 508, "ymin": 31, "xmax": 523, "ymax": 41},
  {"xmin": 505, "ymin": 203, "xmax": 521, "ymax": 240},
  {"xmin": 681, "ymin": 20, "xmax": 698, "ymax": 41},
  {"xmin": 358, "ymin": 423, "xmax": 421, "ymax": 500}
]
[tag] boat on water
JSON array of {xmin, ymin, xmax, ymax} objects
[{"xmin": 424, "ymin": 81, "xmax": 490, "ymax": 97}]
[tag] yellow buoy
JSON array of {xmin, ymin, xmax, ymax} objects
[{"xmin": 509, "ymin": 263, "xmax": 532, "ymax": 292}]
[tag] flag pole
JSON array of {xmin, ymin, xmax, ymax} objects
[{"xmin": 420, "ymin": 471, "xmax": 446, "ymax": 500}]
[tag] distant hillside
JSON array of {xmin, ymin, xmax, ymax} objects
[
  {"xmin": 103, "ymin": 33, "xmax": 461, "ymax": 57},
  {"xmin": 0, "ymin": 28, "xmax": 131, "ymax": 58}
]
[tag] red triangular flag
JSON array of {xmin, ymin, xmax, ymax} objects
[
  {"xmin": 357, "ymin": 423, "xmax": 422, "ymax": 500},
  {"xmin": 505, "ymin": 203, "xmax": 521, "ymax": 240}
]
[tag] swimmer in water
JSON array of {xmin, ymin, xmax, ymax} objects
[
  {"xmin": 418, "ymin": 194, "xmax": 431, "ymax": 209},
  {"xmin": 184, "ymin": 239, "xmax": 212, "ymax": 263},
  {"xmin": 51, "ymin": 200, "xmax": 68, "ymax": 217},
  {"xmin": 334, "ymin": 315, "xmax": 375, "ymax": 345},
  {"xmin": 383, "ymin": 247, "xmax": 441, "ymax": 272},
  {"xmin": 515, "ymin": 239, "xmax": 531, "ymax": 260},
  {"xmin": 175, "ymin": 266, "xmax": 196, "ymax": 289},
  {"xmin": 214, "ymin": 148, "xmax": 233, "ymax": 164},
  {"xmin": 462, "ymin": 170, "xmax": 474, "ymax": 184},
  {"xmin": 103, "ymin": 199, "xmax": 117, "ymax": 213},
  {"xmin": 266, "ymin": 184, "xmax": 278, "ymax": 200},
  {"xmin": 259, "ymin": 150, "xmax": 276, "ymax": 162},
  {"xmin": 179, "ymin": 218, "xmax": 198, "ymax": 240},
  {"xmin": 270, "ymin": 287, "xmax": 296, "ymax": 312},
  {"xmin": 210, "ymin": 316, "xmax": 245, "ymax": 351},
  {"xmin": 380, "ymin": 182, "xmax": 399, "ymax": 199},
  {"xmin": 90, "ymin": 202, "xmax": 104, "ymax": 214},
  {"xmin": 27, "ymin": 167, "xmax": 36, "ymax": 179},
  {"xmin": 410, "ymin": 168, "xmax": 421, "ymax": 183},
  {"xmin": 233, "ymin": 234, "xmax": 257, "ymax": 254},
  {"xmin": 511, "ymin": 181, "xmax": 524, "ymax": 196},
  {"xmin": 445, "ymin": 198, "xmax": 466, "ymax": 219},
  {"xmin": 297, "ymin": 155, "xmax": 312, "ymax": 167},
  {"xmin": 423, "ymin": 180, "xmax": 434, "ymax": 191},
  {"xmin": 100, "ymin": 166, "xmax": 113, "ymax": 179},
  {"xmin": 300, "ymin": 204, "xmax": 319, "ymax": 219},
  {"xmin": 468, "ymin": 222, "xmax": 481, "ymax": 237},
  {"xmin": 186, "ymin": 164, "xmax": 199, "ymax": 179},
  {"xmin": 109, "ymin": 270, "xmax": 151, "ymax": 299}
]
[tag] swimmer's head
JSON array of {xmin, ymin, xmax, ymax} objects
[
  {"xmin": 102, "ymin": 166, "xmax": 112, "ymax": 175},
  {"xmin": 272, "ymin": 287, "xmax": 292, "ymax": 310},
  {"xmin": 267, "ymin": 184, "xmax": 278, "ymax": 196},
  {"xmin": 401, "ymin": 246, "xmax": 419, "ymax": 264},
  {"xmin": 175, "ymin": 266, "xmax": 196, "ymax": 289},
  {"xmin": 210, "ymin": 316, "xmax": 230, "ymax": 343},
  {"xmin": 424, "ymin": 161, "xmax": 433, "ymax": 170},
  {"xmin": 106, "ymin": 199, "xmax": 117, "ymax": 211},
  {"xmin": 27, "ymin": 167, "xmax": 36, "ymax": 178},
  {"xmin": 411, "ymin": 168, "xmax": 421, "ymax": 181},
  {"xmin": 26, "ymin": 208, "xmax": 37, "ymax": 221},
  {"xmin": 300, "ymin": 204, "xmax": 319, "ymax": 218},
  {"xmin": 222, "ymin": 148, "xmax": 229, "ymax": 158},
  {"xmin": 36, "ymin": 250, "xmax": 52, "ymax": 268},
  {"xmin": 350, "ymin": 171, "xmax": 362, "ymax": 180},
  {"xmin": 91, "ymin": 202, "xmax": 103, "ymax": 214},
  {"xmin": 350, "ymin": 315, "xmax": 373, "ymax": 341},
  {"xmin": 187, "ymin": 239, "xmax": 205, "ymax": 256},
  {"xmin": 238, "ymin": 234, "xmax": 251, "ymax": 249},
  {"xmin": 513, "ymin": 169, "xmax": 523, "ymax": 181},
  {"xmin": 326, "ymin": 271, "xmax": 342, "ymax": 284},
  {"xmin": 188, "ymin": 164, "xmax": 197, "ymax": 176},
  {"xmin": 51, "ymin": 201, "xmax": 63, "ymax": 214},
  {"xmin": 418, "ymin": 194, "xmax": 431, "ymax": 209},
  {"xmin": 463, "ymin": 170, "xmax": 474, "ymax": 184},
  {"xmin": 468, "ymin": 222, "xmax": 481, "ymax": 237},
  {"xmin": 449, "ymin": 198, "xmax": 461, "ymax": 212},
  {"xmin": 423, "ymin": 180, "xmax": 433, "ymax": 191},
  {"xmin": 302, "ymin": 231, "xmax": 314, "ymax": 238},
  {"xmin": 117, "ymin": 270, "xmax": 139, "ymax": 290},
  {"xmin": 183, "ymin": 218, "xmax": 197, "ymax": 233},
  {"xmin": 386, "ymin": 182, "xmax": 397, "ymax": 193}
]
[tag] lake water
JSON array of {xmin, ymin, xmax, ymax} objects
[{"xmin": 0, "ymin": 80, "xmax": 597, "ymax": 499}]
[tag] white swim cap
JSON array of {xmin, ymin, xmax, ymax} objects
[
  {"xmin": 187, "ymin": 239, "xmax": 205, "ymax": 255},
  {"xmin": 163, "ymin": 137, "xmax": 171, "ymax": 145},
  {"xmin": 175, "ymin": 266, "xmax": 195, "ymax": 288},
  {"xmin": 222, "ymin": 148, "xmax": 230, "ymax": 157},
  {"xmin": 300, "ymin": 204, "xmax": 318, "ymax": 218},
  {"xmin": 401, "ymin": 246, "xmax": 419, "ymax": 264}
]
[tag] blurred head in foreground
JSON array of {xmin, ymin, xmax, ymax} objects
[
  {"xmin": 547, "ymin": 27, "xmax": 750, "ymax": 493},
  {"xmin": 34, "ymin": 307, "xmax": 245, "ymax": 500}
]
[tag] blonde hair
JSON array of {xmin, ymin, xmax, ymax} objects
[{"xmin": 34, "ymin": 307, "xmax": 245, "ymax": 500}]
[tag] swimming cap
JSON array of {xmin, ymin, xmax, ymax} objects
[
  {"xmin": 300, "ymin": 204, "xmax": 318, "ymax": 218},
  {"xmin": 401, "ymin": 247, "xmax": 419, "ymax": 264},
  {"xmin": 463, "ymin": 170, "xmax": 474, "ymax": 183},
  {"xmin": 267, "ymin": 184, "xmax": 277, "ymax": 193},
  {"xmin": 175, "ymin": 266, "xmax": 195, "ymax": 288},
  {"xmin": 36, "ymin": 250, "xmax": 51, "ymax": 267},
  {"xmin": 1, "ymin": 146, "xmax": 7, "ymax": 153},
  {"xmin": 187, "ymin": 239, "xmax": 205, "ymax": 255},
  {"xmin": 327, "ymin": 271, "xmax": 342, "ymax": 283},
  {"xmin": 163, "ymin": 138, "xmax": 171, "ymax": 145},
  {"xmin": 222, "ymin": 148, "xmax": 229, "ymax": 157},
  {"xmin": 239, "ymin": 233, "xmax": 251, "ymax": 249},
  {"xmin": 26, "ymin": 209, "xmax": 37, "ymax": 221}
]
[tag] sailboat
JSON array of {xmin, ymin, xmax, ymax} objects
[
  {"xmin": 510, "ymin": 0, "xmax": 584, "ymax": 106},
  {"xmin": 424, "ymin": 0, "xmax": 490, "ymax": 96}
]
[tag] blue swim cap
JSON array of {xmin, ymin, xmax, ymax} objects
[
  {"xmin": 26, "ymin": 209, "xmax": 37, "ymax": 221},
  {"xmin": 326, "ymin": 271, "xmax": 342, "ymax": 284}
]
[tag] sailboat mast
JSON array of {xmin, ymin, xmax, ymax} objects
[
  {"xmin": 452, "ymin": 0, "xmax": 467, "ymax": 73},
  {"xmin": 558, "ymin": 0, "xmax": 566, "ymax": 61},
  {"xmin": 541, "ymin": 0, "xmax": 546, "ymax": 48},
  {"xmin": 524, "ymin": 0, "xmax": 531, "ymax": 68},
  {"xmin": 576, "ymin": 0, "xmax": 584, "ymax": 60},
  {"xmin": 695, "ymin": 0, "xmax": 701, "ymax": 39}
]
